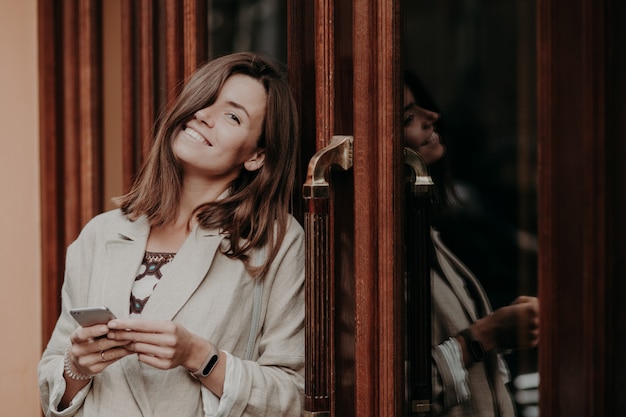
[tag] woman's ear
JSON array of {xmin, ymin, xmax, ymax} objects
[{"xmin": 243, "ymin": 149, "xmax": 266, "ymax": 172}]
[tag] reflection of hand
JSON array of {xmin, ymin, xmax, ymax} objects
[
  {"xmin": 107, "ymin": 319, "xmax": 209, "ymax": 372},
  {"xmin": 472, "ymin": 296, "xmax": 540, "ymax": 351},
  {"xmin": 68, "ymin": 323, "xmax": 133, "ymax": 376}
]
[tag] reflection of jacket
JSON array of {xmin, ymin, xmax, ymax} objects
[
  {"xmin": 431, "ymin": 230, "xmax": 515, "ymax": 417},
  {"xmin": 38, "ymin": 209, "xmax": 305, "ymax": 417}
]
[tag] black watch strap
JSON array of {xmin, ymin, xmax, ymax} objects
[
  {"xmin": 189, "ymin": 343, "xmax": 220, "ymax": 379},
  {"xmin": 459, "ymin": 328, "xmax": 485, "ymax": 362}
]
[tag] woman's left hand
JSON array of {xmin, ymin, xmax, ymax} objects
[{"xmin": 106, "ymin": 319, "xmax": 211, "ymax": 372}]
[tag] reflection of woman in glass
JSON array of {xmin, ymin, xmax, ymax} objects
[{"xmin": 404, "ymin": 70, "xmax": 539, "ymax": 416}]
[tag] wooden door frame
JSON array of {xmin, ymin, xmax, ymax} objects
[
  {"xmin": 537, "ymin": 0, "xmax": 625, "ymax": 415},
  {"xmin": 38, "ymin": 0, "xmax": 626, "ymax": 415}
]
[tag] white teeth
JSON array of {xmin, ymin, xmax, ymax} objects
[
  {"xmin": 184, "ymin": 127, "xmax": 210, "ymax": 145},
  {"xmin": 421, "ymin": 132, "xmax": 438, "ymax": 146}
]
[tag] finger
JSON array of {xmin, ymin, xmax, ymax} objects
[
  {"xmin": 136, "ymin": 352, "xmax": 176, "ymax": 370},
  {"xmin": 107, "ymin": 329, "xmax": 178, "ymax": 348},
  {"xmin": 93, "ymin": 337, "xmax": 132, "ymax": 352},
  {"xmin": 126, "ymin": 341, "xmax": 176, "ymax": 360},
  {"xmin": 71, "ymin": 324, "xmax": 110, "ymax": 343},
  {"xmin": 83, "ymin": 347, "xmax": 136, "ymax": 374},
  {"xmin": 108, "ymin": 319, "xmax": 175, "ymax": 334},
  {"xmin": 512, "ymin": 295, "xmax": 537, "ymax": 305},
  {"xmin": 99, "ymin": 346, "xmax": 135, "ymax": 363}
]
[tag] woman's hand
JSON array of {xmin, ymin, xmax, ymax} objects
[
  {"xmin": 60, "ymin": 322, "xmax": 133, "ymax": 410},
  {"xmin": 472, "ymin": 295, "xmax": 540, "ymax": 351},
  {"xmin": 68, "ymin": 323, "xmax": 134, "ymax": 376},
  {"xmin": 106, "ymin": 319, "xmax": 210, "ymax": 372}
]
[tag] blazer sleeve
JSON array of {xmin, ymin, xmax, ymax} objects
[
  {"xmin": 38, "ymin": 216, "xmax": 104, "ymax": 416},
  {"xmin": 215, "ymin": 218, "xmax": 305, "ymax": 417}
]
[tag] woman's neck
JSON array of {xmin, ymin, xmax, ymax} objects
[{"xmin": 145, "ymin": 177, "xmax": 229, "ymax": 253}]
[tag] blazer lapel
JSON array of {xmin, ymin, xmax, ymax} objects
[
  {"xmin": 85, "ymin": 215, "xmax": 154, "ymax": 415},
  {"xmin": 139, "ymin": 226, "xmax": 224, "ymax": 321},
  {"xmin": 432, "ymin": 230, "xmax": 490, "ymax": 322},
  {"xmin": 87, "ymin": 215, "xmax": 149, "ymax": 320}
]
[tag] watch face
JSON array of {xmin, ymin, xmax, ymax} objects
[
  {"xmin": 470, "ymin": 340, "xmax": 485, "ymax": 361},
  {"xmin": 201, "ymin": 354, "xmax": 219, "ymax": 376}
]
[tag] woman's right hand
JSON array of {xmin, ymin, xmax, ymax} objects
[
  {"xmin": 60, "ymin": 323, "xmax": 133, "ymax": 410},
  {"xmin": 67, "ymin": 322, "xmax": 133, "ymax": 377},
  {"xmin": 472, "ymin": 295, "xmax": 540, "ymax": 351}
]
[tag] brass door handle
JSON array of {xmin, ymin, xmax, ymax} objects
[
  {"xmin": 303, "ymin": 135, "xmax": 354, "ymax": 199},
  {"xmin": 302, "ymin": 135, "xmax": 353, "ymax": 416},
  {"xmin": 404, "ymin": 147, "xmax": 434, "ymax": 196}
]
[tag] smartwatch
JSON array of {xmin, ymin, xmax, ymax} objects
[
  {"xmin": 459, "ymin": 328, "xmax": 485, "ymax": 362},
  {"xmin": 190, "ymin": 343, "xmax": 220, "ymax": 379}
]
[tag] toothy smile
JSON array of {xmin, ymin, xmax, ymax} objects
[
  {"xmin": 183, "ymin": 126, "xmax": 212, "ymax": 146},
  {"xmin": 421, "ymin": 131, "xmax": 439, "ymax": 147}
]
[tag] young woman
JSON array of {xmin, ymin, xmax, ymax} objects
[
  {"xmin": 404, "ymin": 70, "xmax": 540, "ymax": 416},
  {"xmin": 39, "ymin": 52, "xmax": 304, "ymax": 417}
]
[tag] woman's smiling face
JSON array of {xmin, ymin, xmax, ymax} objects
[
  {"xmin": 172, "ymin": 73, "xmax": 267, "ymax": 183},
  {"xmin": 403, "ymin": 84, "xmax": 446, "ymax": 165}
]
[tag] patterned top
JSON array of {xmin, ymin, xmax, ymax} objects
[{"xmin": 130, "ymin": 252, "xmax": 176, "ymax": 316}]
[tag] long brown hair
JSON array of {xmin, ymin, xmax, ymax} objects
[
  {"xmin": 404, "ymin": 69, "xmax": 457, "ymax": 220},
  {"xmin": 117, "ymin": 52, "xmax": 299, "ymax": 278}
]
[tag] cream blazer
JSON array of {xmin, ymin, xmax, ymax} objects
[
  {"xmin": 430, "ymin": 230, "xmax": 515, "ymax": 417},
  {"xmin": 39, "ymin": 209, "xmax": 305, "ymax": 417}
]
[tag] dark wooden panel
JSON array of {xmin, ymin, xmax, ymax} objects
[
  {"xmin": 183, "ymin": 0, "xmax": 209, "ymax": 79},
  {"xmin": 286, "ymin": 0, "xmax": 315, "ymax": 221},
  {"xmin": 121, "ymin": 0, "xmax": 156, "ymax": 189},
  {"xmin": 353, "ymin": 0, "xmax": 403, "ymax": 416},
  {"xmin": 38, "ymin": 0, "xmax": 104, "ymax": 345},
  {"xmin": 537, "ymin": 0, "xmax": 607, "ymax": 415},
  {"xmin": 165, "ymin": 0, "xmax": 184, "ymax": 103},
  {"xmin": 62, "ymin": 0, "xmax": 81, "ymax": 243},
  {"xmin": 78, "ymin": 0, "xmax": 103, "ymax": 223},
  {"xmin": 606, "ymin": 0, "xmax": 626, "ymax": 414},
  {"xmin": 38, "ymin": 0, "xmax": 64, "ymax": 346}
]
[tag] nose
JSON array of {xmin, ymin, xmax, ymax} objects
[
  {"xmin": 421, "ymin": 109, "xmax": 439, "ymax": 129},
  {"xmin": 194, "ymin": 107, "xmax": 214, "ymax": 127}
]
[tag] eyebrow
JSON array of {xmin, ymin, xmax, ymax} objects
[
  {"xmin": 403, "ymin": 102, "xmax": 417, "ymax": 112},
  {"xmin": 226, "ymin": 100, "xmax": 250, "ymax": 119}
]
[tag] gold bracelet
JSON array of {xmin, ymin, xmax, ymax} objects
[{"xmin": 63, "ymin": 345, "xmax": 95, "ymax": 381}]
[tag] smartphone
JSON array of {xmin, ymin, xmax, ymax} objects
[{"xmin": 70, "ymin": 306, "xmax": 117, "ymax": 327}]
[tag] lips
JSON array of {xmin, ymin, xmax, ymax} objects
[
  {"xmin": 183, "ymin": 125, "xmax": 212, "ymax": 146},
  {"xmin": 421, "ymin": 131, "xmax": 439, "ymax": 147}
]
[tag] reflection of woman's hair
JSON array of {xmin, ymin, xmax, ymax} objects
[
  {"xmin": 117, "ymin": 52, "xmax": 299, "ymax": 278},
  {"xmin": 404, "ymin": 69, "xmax": 457, "ymax": 221}
]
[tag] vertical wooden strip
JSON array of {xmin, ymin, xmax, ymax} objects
[
  {"xmin": 165, "ymin": 0, "xmax": 184, "ymax": 104},
  {"xmin": 352, "ymin": 0, "xmax": 376, "ymax": 415},
  {"xmin": 304, "ymin": 202, "xmax": 332, "ymax": 413},
  {"xmin": 315, "ymin": 0, "xmax": 335, "ymax": 151},
  {"xmin": 582, "ymin": 0, "xmax": 606, "ymax": 414},
  {"xmin": 353, "ymin": 0, "xmax": 402, "ymax": 416},
  {"xmin": 536, "ymin": 0, "xmax": 556, "ymax": 414},
  {"xmin": 78, "ymin": 0, "xmax": 103, "ymax": 223},
  {"xmin": 313, "ymin": 1, "xmax": 338, "ymax": 414},
  {"xmin": 139, "ymin": 0, "xmax": 155, "ymax": 159},
  {"xmin": 538, "ymin": 0, "xmax": 607, "ymax": 415},
  {"xmin": 606, "ymin": 2, "xmax": 626, "ymax": 412},
  {"xmin": 183, "ymin": 0, "xmax": 208, "ymax": 79},
  {"xmin": 62, "ymin": 0, "xmax": 81, "ymax": 245},
  {"xmin": 121, "ymin": 0, "xmax": 136, "ymax": 191},
  {"xmin": 38, "ymin": 0, "xmax": 64, "ymax": 345},
  {"xmin": 287, "ymin": 0, "xmax": 315, "ymax": 221}
]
